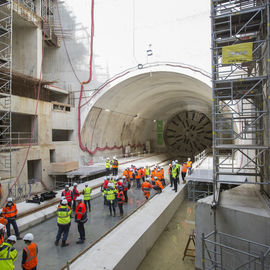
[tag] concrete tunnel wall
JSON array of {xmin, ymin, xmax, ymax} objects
[{"xmin": 80, "ymin": 69, "xmax": 212, "ymax": 161}]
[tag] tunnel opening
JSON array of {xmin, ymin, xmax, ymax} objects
[
  {"xmin": 164, "ymin": 110, "xmax": 212, "ymax": 159},
  {"xmin": 80, "ymin": 70, "xmax": 212, "ymax": 163}
]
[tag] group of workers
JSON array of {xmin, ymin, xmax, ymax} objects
[
  {"xmin": 0, "ymin": 198, "xmax": 38, "ymax": 270},
  {"xmin": 168, "ymin": 158, "xmax": 193, "ymax": 192},
  {"xmin": 105, "ymin": 157, "xmax": 119, "ymax": 176}
]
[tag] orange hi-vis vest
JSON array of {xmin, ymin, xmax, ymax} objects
[
  {"xmin": 62, "ymin": 190, "xmax": 72, "ymax": 203},
  {"xmin": 129, "ymin": 170, "xmax": 133, "ymax": 179},
  {"xmin": 23, "ymin": 242, "xmax": 38, "ymax": 270},
  {"xmin": 123, "ymin": 170, "xmax": 129, "ymax": 178},
  {"xmin": 136, "ymin": 169, "xmax": 141, "ymax": 179},
  {"xmin": 2, "ymin": 203, "xmax": 17, "ymax": 219},
  {"xmin": 181, "ymin": 163, "xmax": 188, "ymax": 173},
  {"xmin": 155, "ymin": 180, "xmax": 164, "ymax": 190},
  {"xmin": 156, "ymin": 171, "xmax": 163, "ymax": 180},
  {"xmin": 141, "ymin": 182, "xmax": 152, "ymax": 193},
  {"xmin": 0, "ymin": 217, "xmax": 7, "ymax": 226},
  {"xmin": 151, "ymin": 171, "xmax": 157, "ymax": 181}
]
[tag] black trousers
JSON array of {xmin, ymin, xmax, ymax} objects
[
  {"xmin": 72, "ymin": 200, "xmax": 77, "ymax": 211},
  {"xmin": 181, "ymin": 172, "xmax": 186, "ymax": 181},
  {"xmin": 106, "ymin": 168, "xmax": 110, "ymax": 176},
  {"xmin": 84, "ymin": 200, "xmax": 91, "ymax": 211},
  {"xmin": 6, "ymin": 219, "xmax": 20, "ymax": 237},
  {"xmin": 123, "ymin": 190, "xmax": 128, "ymax": 202},
  {"xmin": 118, "ymin": 204, "xmax": 123, "ymax": 215},
  {"xmin": 56, "ymin": 224, "xmax": 70, "ymax": 241},
  {"xmin": 77, "ymin": 223, "xmax": 85, "ymax": 240},
  {"xmin": 108, "ymin": 201, "xmax": 116, "ymax": 214},
  {"xmin": 173, "ymin": 177, "xmax": 178, "ymax": 192},
  {"xmin": 170, "ymin": 174, "xmax": 173, "ymax": 186}
]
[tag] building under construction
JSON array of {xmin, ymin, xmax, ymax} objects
[{"xmin": 0, "ymin": 0, "xmax": 269, "ymax": 269}]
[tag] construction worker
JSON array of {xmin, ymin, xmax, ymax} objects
[
  {"xmin": 123, "ymin": 168, "xmax": 129, "ymax": 180},
  {"xmin": 175, "ymin": 160, "xmax": 180, "ymax": 184},
  {"xmin": 111, "ymin": 157, "xmax": 118, "ymax": 176},
  {"xmin": 145, "ymin": 165, "xmax": 151, "ymax": 178},
  {"xmin": 160, "ymin": 167, "xmax": 165, "ymax": 186},
  {"xmin": 72, "ymin": 183, "xmax": 80, "ymax": 211},
  {"xmin": 104, "ymin": 183, "xmax": 118, "ymax": 216},
  {"xmin": 22, "ymin": 233, "xmax": 38, "ymax": 270},
  {"xmin": 0, "ymin": 235, "xmax": 17, "ymax": 269},
  {"xmin": 171, "ymin": 161, "xmax": 179, "ymax": 192},
  {"xmin": 141, "ymin": 178, "xmax": 153, "ymax": 200},
  {"xmin": 75, "ymin": 197, "xmax": 87, "ymax": 244},
  {"xmin": 61, "ymin": 185, "xmax": 73, "ymax": 208},
  {"xmin": 0, "ymin": 209, "xmax": 7, "ymax": 226},
  {"xmin": 181, "ymin": 162, "xmax": 188, "ymax": 184},
  {"xmin": 140, "ymin": 167, "xmax": 145, "ymax": 182},
  {"xmin": 0, "ymin": 224, "xmax": 5, "ymax": 245},
  {"xmin": 135, "ymin": 167, "xmax": 141, "ymax": 189},
  {"xmin": 150, "ymin": 168, "xmax": 157, "ymax": 185},
  {"xmin": 122, "ymin": 176, "xmax": 129, "ymax": 202},
  {"xmin": 116, "ymin": 186, "xmax": 125, "ymax": 216},
  {"xmin": 83, "ymin": 182, "xmax": 91, "ymax": 212},
  {"xmin": 105, "ymin": 157, "xmax": 111, "ymax": 176},
  {"xmin": 168, "ymin": 164, "xmax": 173, "ymax": 187},
  {"xmin": 2, "ymin": 198, "xmax": 21, "ymax": 239},
  {"xmin": 153, "ymin": 177, "xmax": 163, "ymax": 193},
  {"xmin": 129, "ymin": 166, "xmax": 134, "ymax": 186},
  {"xmin": 55, "ymin": 199, "xmax": 71, "ymax": 247},
  {"xmin": 187, "ymin": 158, "xmax": 193, "ymax": 175}
]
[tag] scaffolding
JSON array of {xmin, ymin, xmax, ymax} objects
[
  {"xmin": 0, "ymin": 0, "xmax": 12, "ymax": 183},
  {"xmin": 203, "ymin": 0, "xmax": 270, "ymax": 269}
]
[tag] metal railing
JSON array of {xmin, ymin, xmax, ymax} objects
[{"xmin": 202, "ymin": 231, "xmax": 270, "ymax": 270}]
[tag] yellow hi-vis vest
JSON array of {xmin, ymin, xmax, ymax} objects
[
  {"xmin": 145, "ymin": 168, "xmax": 150, "ymax": 176},
  {"xmin": 0, "ymin": 242, "xmax": 17, "ymax": 270},
  {"xmin": 83, "ymin": 187, "xmax": 91, "ymax": 201},
  {"xmin": 57, "ymin": 205, "xmax": 71, "ymax": 225},
  {"xmin": 105, "ymin": 189, "xmax": 117, "ymax": 202},
  {"xmin": 106, "ymin": 161, "xmax": 110, "ymax": 169},
  {"xmin": 171, "ymin": 167, "xmax": 178, "ymax": 178}
]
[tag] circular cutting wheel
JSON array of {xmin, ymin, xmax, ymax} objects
[{"xmin": 164, "ymin": 111, "xmax": 212, "ymax": 157}]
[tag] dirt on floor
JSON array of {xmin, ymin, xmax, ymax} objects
[{"xmin": 138, "ymin": 199, "xmax": 196, "ymax": 270}]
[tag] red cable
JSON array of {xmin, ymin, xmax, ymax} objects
[{"xmin": 4, "ymin": 0, "xmax": 48, "ymax": 204}]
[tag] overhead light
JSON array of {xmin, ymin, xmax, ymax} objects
[
  {"xmin": 104, "ymin": 109, "xmax": 110, "ymax": 112},
  {"xmin": 153, "ymin": 120, "xmax": 156, "ymax": 122},
  {"xmin": 138, "ymin": 64, "xmax": 143, "ymax": 69}
]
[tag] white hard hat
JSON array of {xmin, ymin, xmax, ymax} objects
[
  {"xmin": 175, "ymin": 160, "xmax": 178, "ymax": 163},
  {"xmin": 169, "ymin": 164, "xmax": 172, "ymax": 166},
  {"xmin": 108, "ymin": 183, "xmax": 114, "ymax": 188},
  {"xmin": 146, "ymin": 177, "xmax": 150, "ymax": 181},
  {"xmin": 7, "ymin": 235, "xmax": 17, "ymax": 242},
  {"xmin": 0, "ymin": 224, "xmax": 5, "ymax": 230},
  {"xmin": 188, "ymin": 158, "xmax": 191, "ymax": 161},
  {"xmin": 23, "ymin": 233, "xmax": 34, "ymax": 241},
  {"xmin": 85, "ymin": 182, "xmax": 88, "ymax": 186},
  {"xmin": 76, "ymin": 196, "xmax": 82, "ymax": 201},
  {"xmin": 62, "ymin": 199, "xmax": 68, "ymax": 205},
  {"xmin": 172, "ymin": 161, "xmax": 176, "ymax": 165},
  {"xmin": 113, "ymin": 156, "xmax": 116, "ymax": 159},
  {"xmin": 65, "ymin": 184, "xmax": 69, "ymax": 188},
  {"xmin": 73, "ymin": 183, "xmax": 78, "ymax": 186},
  {"xmin": 7, "ymin": 198, "xmax": 12, "ymax": 202},
  {"xmin": 154, "ymin": 176, "xmax": 157, "ymax": 179},
  {"xmin": 122, "ymin": 176, "xmax": 126, "ymax": 179},
  {"xmin": 106, "ymin": 157, "xmax": 109, "ymax": 160}
]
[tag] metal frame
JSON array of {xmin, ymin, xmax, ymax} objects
[
  {"xmin": 202, "ymin": 231, "xmax": 270, "ymax": 270},
  {"xmin": 0, "ymin": 0, "xmax": 12, "ymax": 184}
]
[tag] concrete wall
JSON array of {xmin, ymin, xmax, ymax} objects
[{"xmin": 195, "ymin": 185, "xmax": 270, "ymax": 269}]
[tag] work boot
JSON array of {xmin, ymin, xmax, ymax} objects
[
  {"xmin": 55, "ymin": 239, "xmax": 59, "ymax": 246},
  {"xmin": 182, "ymin": 180, "xmax": 186, "ymax": 184},
  {"xmin": 61, "ymin": 241, "xmax": 69, "ymax": 247},
  {"xmin": 76, "ymin": 239, "xmax": 84, "ymax": 244}
]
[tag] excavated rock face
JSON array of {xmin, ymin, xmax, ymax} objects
[{"xmin": 164, "ymin": 111, "xmax": 212, "ymax": 157}]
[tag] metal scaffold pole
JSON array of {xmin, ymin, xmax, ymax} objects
[{"xmin": 0, "ymin": 0, "xmax": 13, "ymax": 196}]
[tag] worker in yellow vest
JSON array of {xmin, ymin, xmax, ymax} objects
[
  {"xmin": 105, "ymin": 158, "xmax": 111, "ymax": 176},
  {"xmin": 83, "ymin": 182, "xmax": 92, "ymax": 212},
  {"xmin": 0, "ymin": 235, "xmax": 17, "ymax": 270}
]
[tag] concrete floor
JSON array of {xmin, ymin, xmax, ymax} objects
[
  {"xmin": 13, "ymin": 187, "xmax": 146, "ymax": 270},
  {"xmin": 138, "ymin": 199, "xmax": 195, "ymax": 270}
]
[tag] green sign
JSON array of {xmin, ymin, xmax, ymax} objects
[
  {"xmin": 157, "ymin": 120, "xmax": 163, "ymax": 133},
  {"xmin": 157, "ymin": 133, "xmax": 163, "ymax": 145}
]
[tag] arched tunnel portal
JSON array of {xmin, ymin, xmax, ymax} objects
[{"xmin": 81, "ymin": 71, "xmax": 212, "ymax": 160}]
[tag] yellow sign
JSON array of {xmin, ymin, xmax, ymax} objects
[{"xmin": 222, "ymin": 42, "xmax": 253, "ymax": 64}]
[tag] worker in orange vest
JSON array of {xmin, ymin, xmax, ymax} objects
[
  {"xmin": 0, "ymin": 208, "xmax": 8, "ymax": 226},
  {"xmin": 187, "ymin": 158, "xmax": 193, "ymax": 175},
  {"xmin": 22, "ymin": 233, "xmax": 38, "ymax": 270},
  {"xmin": 181, "ymin": 163, "xmax": 188, "ymax": 184},
  {"xmin": 151, "ymin": 169, "xmax": 157, "ymax": 185},
  {"xmin": 153, "ymin": 177, "xmax": 164, "ymax": 193},
  {"xmin": 0, "ymin": 224, "xmax": 5, "ymax": 245},
  {"xmin": 111, "ymin": 157, "xmax": 119, "ymax": 176},
  {"xmin": 140, "ymin": 167, "xmax": 145, "ymax": 182},
  {"xmin": 61, "ymin": 185, "xmax": 73, "ymax": 208},
  {"xmin": 141, "ymin": 178, "xmax": 153, "ymax": 200},
  {"xmin": 116, "ymin": 186, "xmax": 125, "ymax": 216},
  {"xmin": 135, "ymin": 168, "xmax": 141, "ymax": 189},
  {"xmin": 2, "ymin": 198, "xmax": 22, "ymax": 239},
  {"xmin": 123, "ymin": 168, "xmax": 129, "ymax": 180},
  {"xmin": 75, "ymin": 197, "xmax": 88, "ymax": 244}
]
